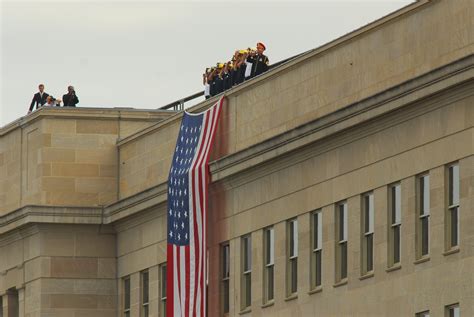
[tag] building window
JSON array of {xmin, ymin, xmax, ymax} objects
[
  {"xmin": 361, "ymin": 193, "xmax": 374, "ymax": 275},
  {"xmin": 159, "ymin": 264, "xmax": 167, "ymax": 317},
  {"xmin": 447, "ymin": 163, "xmax": 460, "ymax": 249},
  {"xmin": 141, "ymin": 270, "xmax": 149, "ymax": 317},
  {"xmin": 221, "ymin": 243, "xmax": 230, "ymax": 314},
  {"xmin": 446, "ymin": 303, "xmax": 460, "ymax": 317},
  {"xmin": 388, "ymin": 183, "xmax": 401, "ymax": 267},
  {"xmin": 241, "ymin": 235, "xmax": 252, "ymax": 310},
  {"xmin": 123, "ymin": 277, "xmax": 131, "ymax": 317},
  {"xmin": 310, "ymin": 210, "xmax": 322, "ymax": 289},
  {"xmin": 416, "ymin": 311, "xmax": 430, "ymax": 317},
  {"xmin": 287, "ymin": 219, "xmax": 298, "ymax": 296},
  {"xmin": 416, "ymin": 174, "xmax": 430, "ymax": 259},
  {"xmin": 5, "ymin": 289, "xmax": 19, "ymax": 317},
  {"xmin": 263, "ymin": 227, "xmax": 274, "ymax": 304},
  {"xmin": 0, "ymin": 296, "xmax": 2, "ymax": 317},
  {"xmin": 335, "ymin": 202, "xmax": 348, "ymax": 282}
]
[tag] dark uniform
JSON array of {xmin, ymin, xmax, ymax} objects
[
  {"xmin": 223, "ymin": 70, "xmax": 232, "ymax": 91},
  {"xmin": 62, "ymin": 93, "xmax": 79, "ymax": 107},
  {"xmin": 214, "ymin": 75, "xmax": 224, "ymax": 95},
  {"xmin": 247, "ymin": 53, "xmax": 269, "ymax": 78},
  {"xmin": 29, "ymin": 92, "xmax": 49, "ymax": 112}
]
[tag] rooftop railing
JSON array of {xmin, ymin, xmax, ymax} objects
[{"xmin": 158, "ymin": 52, "xmax": 305, "ymax": 111}]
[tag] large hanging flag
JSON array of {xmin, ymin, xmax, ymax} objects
[{"xmin": 167, "ymin": 97, "xmax": 224, "ymax": 317}]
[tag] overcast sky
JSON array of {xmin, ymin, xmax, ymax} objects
[{"xmin": 0, "ymin": 0, "xmax": 413, "ymax": 126}]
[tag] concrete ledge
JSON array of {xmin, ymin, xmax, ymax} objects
[
  {"xmin": 0, "ymin": 107, "xmax": 176, "ymax": 138},
  {"xmin": 0, "ymin": 205, "xmax": 103, "ymax": 235}
]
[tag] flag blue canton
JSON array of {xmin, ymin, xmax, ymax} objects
[{"xmin": 167, "ymin": 113, "xmax": 204, "ymax": 246}]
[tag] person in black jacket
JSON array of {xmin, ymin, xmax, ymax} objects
[
  {"xmin": 247, "ymin": 42, "xmax": 269, "ymax": 78},
  {"xmin": 28, "ymin": 84, "xmax": 49, "ymax": 113},
  {"xmin": 62, "ymin": 85, "xmax": 79, "ymax": 107}
]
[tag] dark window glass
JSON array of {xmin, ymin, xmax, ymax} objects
[
  {"xmin": 421, "ymin": 217, "xmax": 429, "ymax": 256},
  {"xmin": 366, "ymin": 235, "xmax": 373, "ymax": 272},
  {"xmin": 339, "ymin": 205, "xmax": 345, "ymax": 241},
  {"xmin": 315, "ymin": 250, "xmax": 322, "ymax": 287},
  {"xmin": 341, "ymin": 242, "xmax": 347, "ymax": 279},
  {"xmin": 393, "ymin": 225, "xmax": 400, "ymax": 264},
  {"xmin": 124, "ymin": 278, "xmax": 130, "ymax": 310},
  {"xmin": 267, "ymin": 266, "xmax": 274, "ymax": 301},
  {"xmin": 245, "ymin": 273, "xmax": 251, "ymax": 307},
  {"xmin": 142, "ymin": 271, "xmax": 149, "ymax": 304},
  {"xmin": 451, "ymin": 207, "xmax": 459, "ymax": 247},
  {"xmin": 364, "ymin": 195, "xmax": 370, "ymax": 233}
]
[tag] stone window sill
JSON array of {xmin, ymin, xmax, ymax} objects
[
  {"xmin": 308, "ymin": 286, "xmax": 322, "ymax": 295},
  {"xmin": 284, "ymin": 293, "xmax": 298, "ymax": 302},
  {"xmin": 386, "ymin": 263, "xmax": 402, "ymax": 272},
  {"xmin": 359, "ymin": 272, "xmax": 374, "ymax": 280},
  {"xmin": 414, "ymin": 256, "xmax": 430, "ymax": 265},
  {"xmin": 333, "ymin": 278, "xmax": 348, "ymax": 288},
  {"xmin": 239, "ymin": 308, "xmax": 251, "ymax": 315},
  {"xmin": 261, "ymin": 300, "xmax": 274, "ymax": 309},
  {"xmin": 443, "ymin": 246, "xmax": 460, "ymax": 256}
]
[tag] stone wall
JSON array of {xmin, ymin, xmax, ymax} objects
[
  {"xmin": 0, "ymin": 224, "xmax": 117, "ymax": 317},
  {"xmin": 118, "ymin": 0, "xmax": 474, "ymax": 200},
  {"xmin": 0, "ymin": 108, "xmax": 173, "ymax": 216}
]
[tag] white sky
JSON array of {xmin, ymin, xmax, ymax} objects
[{"xmin": 0, "ymin": 0, "xmax": 413, "ymax": 126}]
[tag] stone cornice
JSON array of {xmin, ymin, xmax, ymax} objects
[
  {"xmin": 0, "ymin": 107, "xmax": 176, "ymax": 137},
  {"xmin": 0, "ymin": 205, "xmax": 103, "ymax": 235}
]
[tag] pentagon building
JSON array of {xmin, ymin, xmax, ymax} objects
[{"xmin": 0, "ymin": 0, "xmax": 473, "ymax": 316}]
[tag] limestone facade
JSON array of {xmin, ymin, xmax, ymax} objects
[{"xmin": 0, "ymin": 0, "xmax": 473, "ymax": 316}]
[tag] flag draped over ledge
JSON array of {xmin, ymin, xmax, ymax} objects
[{"xmin": 167, "ymin": 97, "xmax": 224, "ymax": 317}]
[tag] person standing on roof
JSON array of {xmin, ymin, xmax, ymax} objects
[
  {"xmin": 28, "ymin": 84, "xmax": 49, "ymax": 113},
  {"xmin": 247, "ymin": 42, "xmax": 269, "ymax": 78},
  {"xmin": 62, "ymin": 85, "xmax": 79, "ymax": 107}
]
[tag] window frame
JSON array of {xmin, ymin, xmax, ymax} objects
[
  {"xmin": 221, "ymin": 242, "xmax": 230, "ymax": 315},
  {"xmin": 141, "ymin": 270, "xmax": 149, "ymax": 317},
  {"xmin": 263, "ymin": 227, "xmax": 275, "ymax": 304},
  {"xmin": 241, "ymin": 235, "xmax": 252, "ymax": 311},
  {"xmin": 445, "ymin": 303, "xmax": 460, "ymax": 317},
  {"xmin": 286, "ymin": 218, "xmax": 298, "ymax": 297},
  {"xmin": 361, "ymin": 192, "xmax": 374, "ymax": 276},
  {"xmin": 159, "ymin": 263, "xmax": 167, "ymax": 317},
  {"xmin": 446, "ymin": 163, "xmax": 460, "ymax": 250},
  {"xmin": 310, "ymin": 210, "xmax": 322, "ymax": 290},
  {"xmin": 123, "ymin": 276, "xmax": 131, "ymax": 317},
  {"xmin": 388, "ymin": 182, "xmax": 402, "ymax": 267},
  {"xmin": 416, "ymin": 173, "xmax": 430, "ymax": 259},
  {"xmin": 335, "ymin": 201, "xmax": 348, "ymax": 283}
]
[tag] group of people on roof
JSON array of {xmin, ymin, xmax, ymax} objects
[
  {"xmin": 28, "ymin": 84, "xmax": 79, "ymax": 113},
  {"xmin": 203, "ymin": 42, "xmax": 269, "ymax": 99}
]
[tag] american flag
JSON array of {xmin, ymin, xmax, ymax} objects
[{"xmin": 167, "ymin": 97, "xmax": 224, "ymax": 317}]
